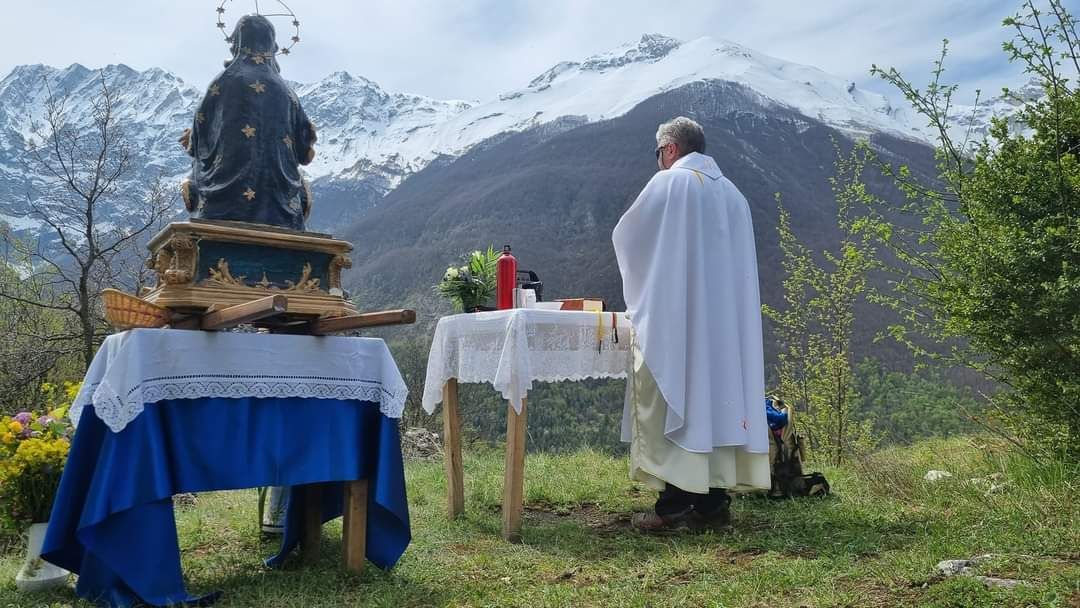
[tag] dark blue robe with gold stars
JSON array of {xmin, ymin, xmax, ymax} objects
[{"xmin": 185, "ymin": 15, "xmax": 316, "ymax": 231}]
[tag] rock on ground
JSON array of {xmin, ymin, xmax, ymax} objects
[
  {"xmin": 402, "ymin": 427, "xmax": 443, "ymax": 460},
  {"xmin": 975, "ymin": 576, "xmax": 1025, "ymax": 589},
  {"xmin": 936, "ymin": 559, "xmax": 975, "ymax": 577},
  {"xmin": 173, "ymin": 493, "xmax": 198, "ymax": 509},
  {"xmin": 924, "ymin": 470, "xmax": 953, "ymax": 482},
  {"xmin": 935, "ymin": 555, "xmax": 1026, "ymax": 589}
]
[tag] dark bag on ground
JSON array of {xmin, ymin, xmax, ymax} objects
[{"xmin": 765, "ymin": 398, "xmax": 830, "ymax": 498}]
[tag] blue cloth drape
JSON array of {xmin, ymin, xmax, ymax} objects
[{"xmin": 41, "ymin": 397, "xmax": 410, "ymax": 607}]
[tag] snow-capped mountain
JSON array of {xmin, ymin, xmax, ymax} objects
[
  {"xmin": 420, "ymin": 34, "xmax": 921, "ymax": 152},
  {"xmin": 0, "ymin": 63, "xmax": 470, "ymax": 187},
  {"xmin": 0, "ymin": 63, "xmax": 201, "ymax": 231},
  {"xmin": 948, "ymin": 78, "xmax": 1042, "ymax": 145},
  {"xmin": 309, "ymin": 33, "xmax": 937, "ymax": 184},
  {"xmin": 0, "ymin": 33, "xmax": 1025, "ymax": 234},
  {"xmin": 0, "ymin": 63, "xmax": 200, "ymax": 179},
  {"xmin": 291, "ymin": 71, "xmax": 473, "ymax": 182}
]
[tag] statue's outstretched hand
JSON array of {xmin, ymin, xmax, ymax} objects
[{"xmin": 179, "ymin": 128, "xmax": 192, "ymax": 152}]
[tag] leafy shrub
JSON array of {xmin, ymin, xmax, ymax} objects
[{"xmin": 0, "ymin": 381, "xmax": 77, "ymax": 528}]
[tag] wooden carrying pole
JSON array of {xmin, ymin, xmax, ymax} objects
[
  {"xmin": 202, "ymin": 295, "xmax": 289, "ymax": 330},
  {"xmin": 170, "ymin": 295, "xmax": 289, "ymax": 331},
  {"xmin": 306, "ymin": 309, "xmax": 416, "ymax": 335}
]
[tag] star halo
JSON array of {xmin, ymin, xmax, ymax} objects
[{"xmin": 215, "ymin": 0, "xmax": 302, "ymax": 57}]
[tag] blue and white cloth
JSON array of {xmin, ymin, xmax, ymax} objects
[
  {"xmin": 71, "ymin": 329, "xmax": 409, "ymax": 432},
  {"xmin": 43, "ymin": 329, "xmax": 412, "ymax": 607}
]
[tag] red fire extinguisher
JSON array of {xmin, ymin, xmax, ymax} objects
[{"xmin": 496, "ymin": 244, "xmax": 518, "ymax": 310}]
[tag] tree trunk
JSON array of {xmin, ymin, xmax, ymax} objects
[{"xmin": 79, "ymin": 276, "xmax": 94, "ymax": 371}]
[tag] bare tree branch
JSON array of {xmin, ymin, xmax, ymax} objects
[{"xmin": 0, "ymin": 71, "xmax": 172, "ymax": 386}]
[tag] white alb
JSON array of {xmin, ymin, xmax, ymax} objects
[{"xmin": 613, "ymin": 152, "xmax": 769, "ymax": 455}]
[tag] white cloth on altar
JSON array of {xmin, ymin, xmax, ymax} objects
[
  {"xmin": 71, "ymin": 328, "xmax": 409, "ymax": 433},
  {"xmin": 421, "ymin": 309, "xmax": 632, "ymax": 414},
  {"xmin": 613, "ymin": 152, "xmax": 769, "ymax": 455}
]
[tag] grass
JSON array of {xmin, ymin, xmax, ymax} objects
[{"xmin": 0, "ymin": 436, "xmax": 1077, "ymax": 607}]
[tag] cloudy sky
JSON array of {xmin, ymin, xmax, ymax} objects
[{"xmin": 0, "ymin": 0, "xmax": 1055, "ymax": 103}]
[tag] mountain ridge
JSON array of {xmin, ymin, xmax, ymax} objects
[
  {"xmin": 338, "ymin": 78, "xmax": 942, "ymax": 374},
  {"xmin": 0, "ymin": 34, "xmax": 1025, "ymax": 236},
  {"xmin": 0, "ymin": 36, "xmax": 1004, "ymax": 378}
]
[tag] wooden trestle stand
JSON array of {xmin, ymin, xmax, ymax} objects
[
  {"xmin": 440, "ymin": 378, "xmax": 528, "ymax": 543},
  {"xmin": 103, "ymin": 219, "xmax": 417, "ymax": 575}
]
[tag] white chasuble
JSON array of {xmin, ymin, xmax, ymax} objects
[{"xmin": 613, "ymin": 152, "xmax": 769, "ymax": 490}]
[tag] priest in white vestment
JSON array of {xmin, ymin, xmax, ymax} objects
[{"xmin": 613, "ymin": 117, "xmax": 770, "ymax": 531}]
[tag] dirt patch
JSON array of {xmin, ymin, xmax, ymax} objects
[
  {"xmin": 1057, "ymin": 553, "xmax": 1080, "ymax": 564},
  {"xmin": 446, "ymin": 542, "xmax": 474, "ymax": 555},
  {"xmin": 785, "ymin": 546, "xmax": 819, "ymax": 559},
  {"xmin": 522, "ymin": 503, "xmax": 633, "ymax": 534},
  {"xmin": 716, "ymin": 546, "xmax": 767, "ymax": 566},
  {"xmin": 543, "ymin": 565, "xmax": 614, "ymax": 588}
]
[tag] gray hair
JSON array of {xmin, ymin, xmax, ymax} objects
[{"xmin": 655, "ymin": 116, "xmax": 706, "ymax": 154}]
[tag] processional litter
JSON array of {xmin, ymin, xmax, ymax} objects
[{"xmin": 40, "ymin": 4, "xmax": 415, "ymax": 606}]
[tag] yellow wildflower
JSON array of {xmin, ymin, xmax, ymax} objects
[
  {"xmin": 1, "ymin": 432, "xmax": 14, "ymax": 444},
  {"xmin": 7, "ymin": 421, "xmax": 22, "ymax": 435},
  {"xmin": 64, "ymin": 382, "xmax": 81, "ymax": 403}
]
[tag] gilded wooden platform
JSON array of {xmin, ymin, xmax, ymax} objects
[{"xmin": 141, "ymin": 220, "xmax": 357, "ymax": 318}]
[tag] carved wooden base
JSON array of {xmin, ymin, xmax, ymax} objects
[{"xmin": 142, "ymin": 220, "xmax": 356, "ymax": 318}]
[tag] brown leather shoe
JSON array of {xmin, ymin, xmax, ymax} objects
[
  {"xmin": 689, "ymin": 506, "xmax": 731, "ymax": 530},
  {"xmin": 631, "ymin": 509, "xmax": 691, "ymax": 532}
]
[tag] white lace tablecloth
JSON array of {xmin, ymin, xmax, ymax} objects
[
  {"xmin": 72, "ymin": 329, "xmax": 409, "ymax": 433},
  {"xmin": 422, "ymin": 309, "xmax": 633, "ymax": 414}
]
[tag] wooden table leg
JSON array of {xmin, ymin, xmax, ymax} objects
[
  {"xmin": 502, "ymin": 398, "xmax": 528, "ymax": 542},
  {"xmin": 342, "ymin": 480, "xmax": 368, "ymax": 574},
  {"xmin": 442, "ymin": 379, "xmax": 465, "ymax": 519},
  {"xmin": 300, "ymin": 483, "xmax": 323, "ymax": 564}
]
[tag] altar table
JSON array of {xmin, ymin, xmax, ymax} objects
[
  {"xmin": 422, "ymin": 309, "xmax": 632, "ymax": 541},
  {"xmin": 42, "ymin": 329, "xmax": 411, "ymax": 607}
]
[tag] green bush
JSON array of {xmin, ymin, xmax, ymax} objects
[
  {"xmin": 0, "ymin": 437, "xmax": 70, "ymax": 528},
  {"xmin": 855, "ymin": 0, "xmax": 1080, "ymax": 458}
]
